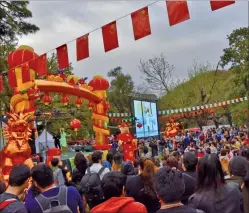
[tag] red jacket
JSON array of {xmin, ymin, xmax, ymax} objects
[{"xmin": 90, "ymin": 197, "xmax": 147, "ymax": 213}]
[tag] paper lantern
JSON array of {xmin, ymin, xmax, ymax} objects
[
  {"xmin": 70, "ymin": 119, "xmax": 81, "ymax": 133},
  {"xmin": 137, "ymin": 123, "xmax": 142, "ymax": 128},
  {"xmin": 75, "ymin": 97, "xmax": 83, "ymax": 108},
  {"xmin": 88, "ymin": 75, "xmax": 109, "ymax": 91},
  {"xmin": 61, "ymin": 94, "xmax": 70, "ymax": 105},
  {"xmin": 42, "ymin": 93, "xmax": 52, "ymax": 105}
]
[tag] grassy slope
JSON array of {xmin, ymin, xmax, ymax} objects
[{"xmin": 158, "ymin": 70, "xmax": 247, "ymax": 125}]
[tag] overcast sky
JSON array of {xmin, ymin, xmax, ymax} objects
[{"xmin": 18, "ymin": 1, "xmax": 248, "ymax": 86}]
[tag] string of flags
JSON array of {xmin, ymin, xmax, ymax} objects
[
  {"xmin": 0, "ymin": 0, "xmax": 235, "ymax": 92},
  {"xmin": 108, "ymin": 96, "xmax": 248, "ymax": 120}
]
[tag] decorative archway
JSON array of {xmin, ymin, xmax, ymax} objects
[{"xmin": 0, "ymin": 45, "xmax": 110, "ymax": 182}]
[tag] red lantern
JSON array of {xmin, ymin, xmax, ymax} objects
[
  {"xmin": 61, "ymin": 95, "xmax": 70, "ymax": 105},
  {"xmin": 42, "ymin": 93, "xmax": 52, "ymax": 105},
  {"xmin": 75, "ymin": 97, "xmax": 83, "ymax": 108},
  {"xmin": 137, "ymin": 123, "xmax": 142, "ymax": 128},
  {"xmin": 70, "ymin": 119, "xmax": 81, "ymax": 133},
  {"xmin": 88, "ymin": 75, "xmax": 109, "ymax": 91},
  {"xmin": 243, "ymin": 109, "xmax": 248, "ymax": 113}
]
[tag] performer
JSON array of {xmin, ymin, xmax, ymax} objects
[
  {"xmin": 116, "ymin": 123, "xmax": 135, "ymax": 163},
  {"xmin": 60, "ymin": 128, "xmax": 71, "ymax": 153},
  {"xmin": 53, "ymin": 131, "xmax": 61, "ymax": 149}
]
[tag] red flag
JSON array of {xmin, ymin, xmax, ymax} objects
[
  {"xmin": 102, "ymin": 21, "xmax": 119, "ymax": 52},
  {"xmin": 8, "ymin": 68, "xmax": 17, "ymax": 88},
  {"xmin": 131, "ymin": 7, "xmax": 151, "ymax": 40},
  {"xmin": 56, "ymin": 44, "xmax": 69, "ymax": 69},
  {"xmin": 36, "ymin": 54, "xmax": 47, "ymax": 77},
  {"xmin": 21, "ymin": 63, "xmax": 30, "ymax": 83},
  {"xmin": 166, "ymin": 1, "xmax": 190, "ymax": 26},
  {"xmin": 210, "ymin": 1, "xmax": 235, "ymax": 11},
  {"xmin": 0, "ymin": 75, "xmax": 3, "ymax": 93},
  {"xmin": 76, "ymin": 34, "xmax": 89, "ymax": 61}
]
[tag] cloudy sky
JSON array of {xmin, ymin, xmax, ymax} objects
[{"xmin": 18, "ymin": 1, "xmax": 248, "ymax": 86}]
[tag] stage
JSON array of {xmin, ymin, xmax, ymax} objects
[{"xmin": 60, "ymin": 150, "xmax": 93, "ymax": 160}]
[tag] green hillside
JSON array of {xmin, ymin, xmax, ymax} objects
[{"xmin": 158, "ymin": 70, "xmax": 248, "ymax": 127}]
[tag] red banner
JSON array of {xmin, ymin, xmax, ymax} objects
[
  {"xmin": 8, "ymin": 69, "xmax": 17, "ymax": 88},
  {"xmin": 36, "ymin": 54, "xmax": 47, "ymax": 77},
  {"xmin": 76, "ymin": 34, "xmax": 89, "ymax": 61},
  {"xmin": 22, "ymin": 63, "xmax": 30, "ymax": 83},
  {"xmin": 166, "ymin": 1, "xmax": 190, "ymax": 26},
  {"xmin": 210, "ymin": 1, "xmax": 235, "ymax": 11},
  {"xmin": 102, "ymin": 21, "xmax": 119, "ymax": 52},
  {"xmin": 131, "ymin": 7, "xmax": 151, "ymax": 40},
  {"xmin": 56, "ymin": 44, "xmax": 69, "ymax": 69}
]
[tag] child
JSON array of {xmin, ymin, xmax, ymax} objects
[{"xmin": 51, "ymin": 158, "xmax": 65, "ymax": 186}]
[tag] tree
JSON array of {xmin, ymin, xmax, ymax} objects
[
  {"xmin": 139, "ymin": 53, "xmax": 179, "ymax": 94},
  {"xmin": 0, "ymin": 1, "xmax": 39, "ymax": 43},
  {"xmin": 220, "ymin": 27, "xmax": 249, "ymax": 94},
  {"xmin": 107, "ymin": 67, "xmax": 134, "ymax": 113}
]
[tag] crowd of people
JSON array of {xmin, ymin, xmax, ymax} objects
[{"xmin": 0, "ymin": 125, "xmax": 249, "ymax": 213}]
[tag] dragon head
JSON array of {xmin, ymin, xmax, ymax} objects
[{"xmin": 4, "ymin": 111, "xmax": 34, "ymax": 148}]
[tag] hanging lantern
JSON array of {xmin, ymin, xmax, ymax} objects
[
  {"xmin": 137, "ymin": 123, "xmax": 143, "ymax": 128},
  {"xmin": 210, "ymin": 110, "xmax": 214, "ymax": 114},
  {"xmin": 243, "ymin": 109, "xmax": 248, "ymax": 113},
  {"xmin": 42, "ymin": 93, "xmax": 52, "ymax": 105},
  {"xmin": 70, "ymin": 119, "xmax": 81, "ymax": 134},
  {"xmin": 75, "ymin": 97, "xmax": 83, "ymax": 108},
  {"xmin": 61, "ymin": 94, "xmax": 70, "ymax": 105}
]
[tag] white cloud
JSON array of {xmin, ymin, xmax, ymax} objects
[{"xmin": 17, "ymin": 1, "xmax": 248, "ymax": 84}]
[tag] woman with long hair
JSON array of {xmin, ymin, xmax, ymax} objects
[
  {"xmin": 189, "ymin": 154, "xmax": 243, "ymax": 213},
  {"xmin": 72, "ymin": 152, "xmax": 88, "ymax": 185},
  {"xmin": 126, "ymin": 158, "xmax": 160, "ymax": 213}
]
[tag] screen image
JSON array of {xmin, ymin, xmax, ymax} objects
[{"xmin": 133, "ymin": 100, "xmax": 159, "ymax": 138}]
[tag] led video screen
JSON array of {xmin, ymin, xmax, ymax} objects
[{"xmin": 133, "ymin": 100, "xmax": 159, "ymax": 138}]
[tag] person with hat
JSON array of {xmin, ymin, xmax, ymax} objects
[{"xmin": 226, "ymin": 156, "xmax": 249, "ymax": 213}]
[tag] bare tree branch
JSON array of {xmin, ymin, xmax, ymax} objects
[{"xmin": 139, "ymin": 53, "xmax": 179, "ymax": 93}]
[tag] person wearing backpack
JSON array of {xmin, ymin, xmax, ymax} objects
[
  {"xmin": 80, "ymin": 151, "xmax": 109, "ymax": 209},
  {"xmin": 0, "ymin": 164, "xmax": 30, "ymax": 213},
  {"xmin": 25, "ymin": 163, "xmax": 84, "ymax": 213}
]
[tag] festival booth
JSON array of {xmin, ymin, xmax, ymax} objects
[{"xmin": 35, "ymin": 130, "xmax": 55, "ymax": 154}]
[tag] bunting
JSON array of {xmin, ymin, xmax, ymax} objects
[
  {"xmin": 21, "ymin": 63, "xmax": 30, "ymax": 83},
  {"xmin": 166, "ymin": 1, "xmax": 190, "ymax": 26},
  {"xmin": 4, "ymin": 1, "xmax": 236, "ymax": 82},
  {"xmin": 36, "ymin": 54, "xmax": 47, "ymax": 77},
  {"xmin": 210, "ymin": 1, "xmax": 235, "ymax": 11},
  {"xmin": 102, "ymin": 21, "xmax": 119, "ymax": 52},
  {"xmin": 8, "ymin": 69, "xmax": 17, "ymax": 88},
  {"xmin": 76, "ymin": 34, "xmax": 89, "ymax": 61},
  {"xmin": 56, "ymin": 44, "xmax": 69, "ymax": 69},
  {"xmin": 107, "ymin": 96, "xmax": 248, "ymax": 117},
  {"xmin": 131, "ymin": 7, "xmax": 151, "ymax": 40}
]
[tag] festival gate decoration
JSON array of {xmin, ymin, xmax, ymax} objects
[{"xmin": 0, "ymin": 45, "xmax": 110, "ymax": 183}]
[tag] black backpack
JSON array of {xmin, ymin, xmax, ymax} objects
[
  {"xmin": 80, "ymin": 167, "xmax": 105, "ymax": 209},
  {"xmin": 35, "ymin": 186, "xmax": 72, "ymax": 213}
]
